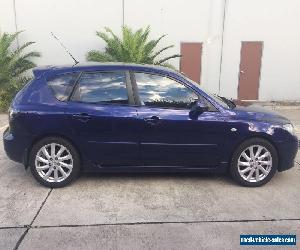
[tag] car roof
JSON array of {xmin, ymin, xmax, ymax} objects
[{"xmin": 33, "ymin": 62, "xmax": 178, "ymax": 78}]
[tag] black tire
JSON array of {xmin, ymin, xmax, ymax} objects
[
  {"xmin": 230, "ymin": 138, "xmax": 278, "ymax": 187},
  {"xmin": 29, "ymin": 137, "xmax": 80, "ymax": 188}
]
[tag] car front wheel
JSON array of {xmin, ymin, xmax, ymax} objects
[
  {"xmin": 29, "ymin": 137, "xmax": 80, "ymax": 188},
  {"xmin": 230, "ymin": 138, "xmax": 278, "ymax": 187}
]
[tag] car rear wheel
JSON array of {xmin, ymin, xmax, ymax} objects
[
  {"xmin": 29, "ymin": 137, "xmax": 80, "ymax": 188},
  {"xmin": 230, "ymin": 138, "xmax": 278, "ymax": 187}
]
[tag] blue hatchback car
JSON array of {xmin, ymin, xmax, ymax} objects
[{"xmin": 3, "ymin": 63, "xmax": 298, "ymax": 187}]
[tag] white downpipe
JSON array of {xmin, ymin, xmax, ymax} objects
[{"xmin": 201, "ymin": 0, "xmax": 227, "ymax": 95}]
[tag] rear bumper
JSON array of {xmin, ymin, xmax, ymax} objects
[
  {"xmin": 3, "ymin": 128, "xmax": 29, "ymax": 164},
  {"xmin": 276, "ymin": 135, "xmax": 298, "ymax": 172}
]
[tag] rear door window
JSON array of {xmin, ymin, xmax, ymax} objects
[
  {"xmin": 47, "ymin": 73, "xmax": 79, "ymax": 101},
  {"xmin": 72, "ymin": 71, "xmax": 129, "ymax": 105}
]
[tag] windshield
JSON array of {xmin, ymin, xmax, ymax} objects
[{"xmin": 179, "ymin": 73, "xmax": 232, "ymax": 109}]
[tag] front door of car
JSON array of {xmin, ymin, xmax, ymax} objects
[
  {"xmin": 133, "ymin": 72, "xmax": 227, "ymax": 167},
  {"xmin": 65, "ymin": 70, "xmax": 141, "ymax": 168}
]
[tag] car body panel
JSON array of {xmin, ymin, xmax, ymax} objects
[
  {"xmin": 136, "ymin": 106, "xmax": 228, "ymax": 167},
  {"xmin": 64, "ymin": 101, "xmax": 141, "ymax": 169}
]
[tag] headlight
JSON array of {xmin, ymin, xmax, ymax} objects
[{"xmin": 282, "ymin": 123, "xmax": 294, "ymax": 134}]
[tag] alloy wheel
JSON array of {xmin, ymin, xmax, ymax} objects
[
  {"xmin": 237, "ymin": 145, "xmax": 272, "ymax": 183},
  {"xmin": 35, "ymin": 143, "xmax": 73, "ymax": 183}
]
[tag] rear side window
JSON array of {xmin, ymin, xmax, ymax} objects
[
  {"xmin": 47, "ymin": 73, "xmax": 79, "ymax": 101},
  {"xmin": 72, "ymin": 71, "xmax": 128, "ymax": 104}
]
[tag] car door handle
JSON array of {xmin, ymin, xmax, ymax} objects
[
  {"xmin": 72, "ymin": 113, "xmax": 91, "ymax": 122},
  {"xmin": 144, "ymin": 116, "xmax": 160, "ymax": 126}
]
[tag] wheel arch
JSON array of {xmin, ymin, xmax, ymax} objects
[
  {"xmin": 24, "ymin": 133, "xmax": 82, "ymax": 169},
  {"xmin": 228, "ymin": 133, "xmax": 279, "ymax": 170}
]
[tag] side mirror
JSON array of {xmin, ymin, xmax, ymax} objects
[{"xmin": 189, "ymin": 101, "xmax": 209, "ymax": 119}]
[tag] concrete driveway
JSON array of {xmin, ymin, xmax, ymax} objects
[{"xmin": 0, "ymin": 108, "xmax": 299, "ymax": 250}]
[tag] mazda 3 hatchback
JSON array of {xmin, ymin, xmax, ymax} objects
[{"xmin": 3, "ymin": 63, "xmax": 298, "ymax": 188}]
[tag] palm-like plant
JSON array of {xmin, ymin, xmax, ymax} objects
[
  {"xmin": 0, "ymin": 31, "xmax": 40, "ymax": 111},
  {"xmin": 86, "ymin": 26, "xmax": 180, "ymax": 68}
]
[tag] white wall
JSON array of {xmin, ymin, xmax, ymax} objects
[
  {"xmin": 0, "ymin": 0, "xmax": 16, "ymax": 34},
  {"xmin": 219, "ymin": 0, "xmax": 300, "ymax": 101},
  {"xmin": 124, "ymin": 0, "xmax": 225, "ymax": 94},
  {"xmin": 13, "ymin": 0, "xmax": 124, "ymax": 65},
  {"xmin": 1, "ymin": 0, "xmax": 300, "ymax": 100}
]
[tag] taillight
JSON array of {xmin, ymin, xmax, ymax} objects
[{"xmin": 8, "ymin": 107, "xmax": 19, "ymax": 122}]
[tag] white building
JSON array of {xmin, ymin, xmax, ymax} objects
[{"xmin": 1, "ymin": 0, "xmax": 300, "ymax": 101}]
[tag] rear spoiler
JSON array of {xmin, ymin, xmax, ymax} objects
[{"xmin": 32, "ymin": 66, "xmax": 55, "ymax": 79}]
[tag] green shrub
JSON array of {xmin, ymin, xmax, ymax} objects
[
  {"xmin": 0, "ymin": 77, "xmax": 29, "ymax": 112},
  {"xmin": 0, "ymin": 31, "xmax": 40, "ymax": 112}
]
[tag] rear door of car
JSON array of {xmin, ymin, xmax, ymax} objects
[{"xmin": 64, "ymin": 70, "xmax": 142, "ymax": 169}]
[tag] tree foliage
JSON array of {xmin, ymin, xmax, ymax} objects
[
  {"xmin": 0, "ymin": 31, "xmax": 40, "ymax": 111},
  {"xmin": 86, "ymin": 26, "xmax": 180, "ymax": 68}
]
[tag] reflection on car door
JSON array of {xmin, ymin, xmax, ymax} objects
[{"xmin": 133, "ymin": 72, "xmax": 227, "ymax": 168}]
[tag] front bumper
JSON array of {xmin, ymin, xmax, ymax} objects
[{"xmin": 276, "ymin": 134, "xmax": 299, "ymax": 172}]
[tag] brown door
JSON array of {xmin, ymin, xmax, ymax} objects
[
  {"xmin": 238, "ymin": 41, "xmax": 263, "ymax": 100},
  {"xmin": 180, "ymin": 42, "xmax": 202, "ymax": 83}
]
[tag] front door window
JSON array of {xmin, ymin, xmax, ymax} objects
[{"xmin": 134, "ymin": 72, "xmax": 199, "ymax": 109}]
